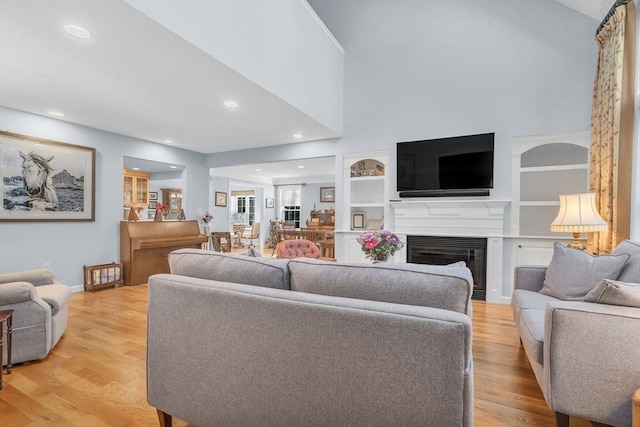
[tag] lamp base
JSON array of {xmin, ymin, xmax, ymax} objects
[{"xmin": 567, "ymin": 232, "xmax": 586, "ymax": 251}]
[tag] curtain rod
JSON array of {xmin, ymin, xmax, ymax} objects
[{"xmin": 596, "ymin": 0, "xmax": 631, "ymax": 36}]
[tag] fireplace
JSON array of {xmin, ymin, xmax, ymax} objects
[{"xmin": 407, "ymin": 235, "xmax": 487, "ymax": 300}]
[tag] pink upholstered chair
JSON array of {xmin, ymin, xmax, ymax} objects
[{"xmin": 275, "ymin": 239, "xmax": 336, "ymax": 262}]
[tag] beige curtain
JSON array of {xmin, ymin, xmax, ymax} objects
[{"xmin": 588, "ymin": 2, "xmax": 636, "ymax": 254}]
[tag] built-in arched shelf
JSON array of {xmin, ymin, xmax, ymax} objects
[
  {"xmin": 512, "ymin": 132, "xmax": 590, "ymax": 238},
  {"xmin": 338, "ymin": 152, "xmax": 390, "ymax": 262}
]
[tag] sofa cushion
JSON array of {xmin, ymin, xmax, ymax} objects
[
  {"xmin": 518, "ymin": 309, "xmax": 545, "ymax": 365},
  {"xmin": 35, "ymin": 284, "xmax": 72, "ymax": 315},
  {"xmin": 288, "ymin": 258, "xmax": 473, "ymax": 314},
  {"xmin": 511, "ymin": 289, "xmax": 559, "ymax": 322},
  {"xmin": 612, "ymin": 240, "xmax": 640, "ymax": 283},
  {"xmin": 168, "ymin": 249, "xmax": 291, "ymax": 290},
  {"xmin": 584, "ymin": 279, "xmax": 640, "ymax": 308},
  {"xmin": 540, "ymin": 243, "xmax": 630, "ymax": 301}
]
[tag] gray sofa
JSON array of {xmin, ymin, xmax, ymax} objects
[
  {"xmin": 512, "ymin": 240, "xmax": 640, "ymax": 427},
  {"xmin": 147, "ymin": 249, "xmax": 474, "ymax": 427},
  {"xmin": 0, "ymin": 269, "xmax": 72, "ymax": 365}
]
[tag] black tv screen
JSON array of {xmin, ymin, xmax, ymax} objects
[{"xmin": 397, "ymin": 133, "xmax": 494, "ymax": 197}]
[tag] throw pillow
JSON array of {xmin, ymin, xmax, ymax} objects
[
  {"xmin": 612, "ymin": 240, "xmax": 640, "ymax": 283},
  {"xmin": 584, "ymin": 279, "xmax": 640, "ymax": 308},
  {"xmin": 540, "ymin": 242, "xmax": 630, "ymax": 301},
  {"xmin": 246, "ymin": 247, "xmax": 262, "ymax": 257}
]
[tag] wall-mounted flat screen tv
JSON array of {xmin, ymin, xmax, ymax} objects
[{"xmin": 397, "ymin": 133, "xmax": 494, "ymax": 197}]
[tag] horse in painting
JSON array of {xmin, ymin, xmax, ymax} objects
[{"xmin": 20, "ymin": 151, "xmax": 58, "ymax": 210}]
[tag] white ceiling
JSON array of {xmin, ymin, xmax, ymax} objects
[
  {"xmin": 0, "ymin": 0, "xmax": 336, "ymax": 155},
  {"xmin": 213, "ymin": 156, "xmax": 336, "ymax": 185},
  {"xmin": 554, "ymin": 0, "xmax": 612, "ymax": 21}
]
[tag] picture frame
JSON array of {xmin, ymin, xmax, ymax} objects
[
  {"xmin": 0, "ymin": 131, "xmax": 96, "ymax": 221},
  {"xmin": 148, "ymin": 201, "xmax": 157, "ymax": 209},
  {"xmin": 149, "ymin": 191, "xmax": 158, "ymax": 201},
  {"xmin": 320, "ymin": 187, "xmax": 335, "ymax": 203},
  {"xmin": 266, "ymin": 198, "xmax": 274, "ymax": 208},
  {"xmin": 351, "ymin": 212, "xmax": 366, "ymax": 230},
  {"xmin": 215, "ymin": 191, "xmax": 228, "ymax": 207}
]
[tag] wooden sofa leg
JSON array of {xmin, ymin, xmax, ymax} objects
[
  {"xmin": 555, "ymin": 412, "xmax": 569, "ymax": 427},
  {"xmin": 157, "ymin": 409, "xmax": 172, "ymax": 427}
]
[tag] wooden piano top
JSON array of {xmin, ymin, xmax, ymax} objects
[{"xmin": 120, "ymin": 220, "xmax": 204, "ymax": 240}]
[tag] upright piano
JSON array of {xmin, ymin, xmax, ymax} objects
[{"xmin": 120, "ymin": 220, "xmax": 208, "ymax": 285}]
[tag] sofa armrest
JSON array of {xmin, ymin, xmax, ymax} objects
[
  {"xmin": 514, "ymin": 266, "xmax": 547, "ymax": 292},
  {"xmin": 0, "ymin": 269, "xmax": 59, "ymax": 287},
  {"xmin": 0, "ymin": 281, "xmax": 40, "ymax": 304},
  {"xmin": 544, "ymin": 301, "xmax": 640, "ymax": 426}
]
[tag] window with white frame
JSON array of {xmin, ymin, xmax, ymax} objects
[
  {"xmin": 279, "ymin": 186, "xmax": 301, "ymax": 228},
  {"xmin": 231, "ymin": 191, "xmax": 255, "ymax": 225}
]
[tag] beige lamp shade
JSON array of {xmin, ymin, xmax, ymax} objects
[{"xmin": 550, "ymin": 193, "xmax": 607, "ymax": 250}]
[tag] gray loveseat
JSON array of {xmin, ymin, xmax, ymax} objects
[
  {"xmin": 512, "ymin": 240, "xmax": 640, "ymax": 427},
  {"xmin": 147, "ymin": 248, "xmax": 474, "ymax": 427},
  {"xmin": 0, "ymin": 269, "xmax": 72, "ymax": 365}
]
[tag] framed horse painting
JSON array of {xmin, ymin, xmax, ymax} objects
[{"xmin": 0, "ymin": 131, "xmax": 96, "ymax": 221}]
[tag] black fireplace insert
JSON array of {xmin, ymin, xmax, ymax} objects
[{"xmin": 407, "ymin": 235, "xmax": 487, "ymax": 300}]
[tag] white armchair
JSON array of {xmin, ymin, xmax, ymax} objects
[{"xmin": 0, "ymin": 269, "xmax": 72, "ymax": 365}]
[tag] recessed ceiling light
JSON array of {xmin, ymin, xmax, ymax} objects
[
  {"xmin": 170, "ymin": 166, "xmax": 177, "ymax": 169},
  {"xmin": 34, "ymin": 143, "xmax": 44, "ymax": 147},
  {"xmin": 293, "ymin": 133, "xmax": 304, "ymax": 138},
  {"xmin": 132, "ymin": 167, "xmax": 140, "ymax": 171},
  {"xmin": 298, "ymin": 165, "xmax": 305, "ymax": 169},
  {"xmin": 64, "ymin": 25, "xmax": 91, "ymax": 40},
  {"xmin": 255, "ymin": 168, "xmax": 262, "ymax": 172},
  {"xmin": 224, "ymin": 100, "xmax": 238, "ymax": 108},
  {"xmin": 47, "ymin": 110, "xmax": 64, "ymax": 117},
  {"xmin": 163, "ymin": 139, "xmax": 174, "ymax": 144}
]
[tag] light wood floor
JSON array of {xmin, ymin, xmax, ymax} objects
[{"xmin": 0, "ymin": 284, "xmax": 597, "ymax": 427}]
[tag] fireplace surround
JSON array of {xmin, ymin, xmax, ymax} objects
[{"xmin": 390, "ymin": 199, "xmax": 510, "ymax": 303}]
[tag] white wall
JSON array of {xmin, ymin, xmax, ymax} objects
[
  {"xmin": 125, "ymin": 0, "xmax": 344, "ymax": 135},
  {"xmin": 208, "ymin": 0, "xmax": 599, "ymax": 232},
  {"xmin": 0, "ymin": 107, "xmax": 209, "ymax": 288}
]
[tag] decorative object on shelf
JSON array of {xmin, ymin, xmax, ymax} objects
[
  {"xmin": 178, "ymin": 209, "xmax": 186, "ymax": 221},
  {"xmin": 352, "ymin": 212, "xmax": 366, "ymax": 230},
  {"xmin": 550, "ymin": 193, "xmax": 608, "ymax": 250},
  {"xmin": 366, "ymin": 218, "xmax": 384, "ymax": 230},
  {"xmin": 320, "ymin": 187, "xmax": 335, "ymax": 202},
  {"xmin": 127, "ymin": 207, "xmax": 139, "ymax": 221},
  {"xmin": 266, "ymin": 198, "xmax": 274, "ymax": 208},
  {"xmin": 155, "ymin": 203, "xmax": 169, "ymax": 221},
  {"xmin": 215, "ymin": 191, "xmax": 227, "ymax": 207},
  {"xmin": 357, "ymin": 230, "xmax": 404, "ymax": 262},
  {"xmin": 0, "ymin": 130, "xmax": 96, "ymax": 222},
  {"xmin": 149, "ymin": 191, "xmax": 158, "ymax": 201}
]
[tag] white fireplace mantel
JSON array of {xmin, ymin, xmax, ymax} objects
[
  {"xmin": 390, "ymin": 199, "xmax": 511, "ymax": 303},
  {"xmin": 390, "ymin": 199, "xmax": 511, "ymax": 237}
]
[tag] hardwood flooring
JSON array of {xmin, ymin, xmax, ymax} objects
[{"xmin": 0, "ymin": 285, "xmax": 597, "ymax": 427}]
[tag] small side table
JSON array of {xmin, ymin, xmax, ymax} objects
[
  {"xmin": 0, "ymin": 309, "xmax": 14, "ymax": 391},
  {"xmin": 212, "ymin": 232, "xmax": 231, "ymax": 252}
]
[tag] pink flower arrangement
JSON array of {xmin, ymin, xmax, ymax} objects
[
  {"xmin": 356, "ymin": 230, "xmax": 404, "ymax": 262},
  {"xmin": 156, "ymin": 203, "xmax": 169, "ymax": 215}
]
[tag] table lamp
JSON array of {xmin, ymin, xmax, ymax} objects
[{"xmin": 550, "ymin": 193, "xmax": 608, "ymax": 250}]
